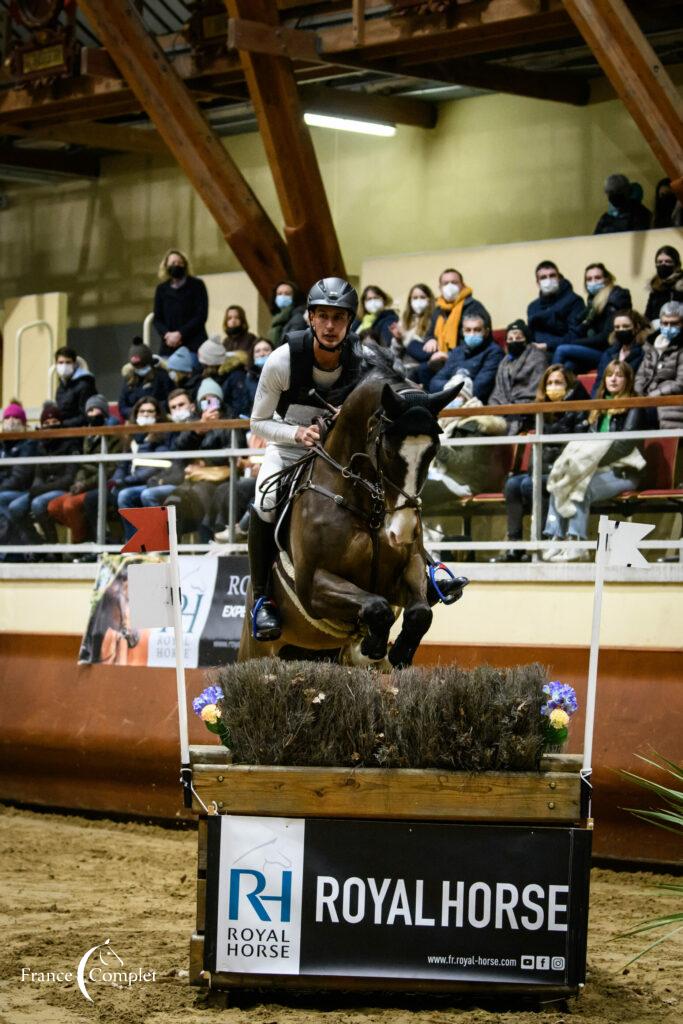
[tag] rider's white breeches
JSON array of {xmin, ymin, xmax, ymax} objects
[{"xmin": 252, "ymin": 443, "xmax": 304, "ymax": 523}]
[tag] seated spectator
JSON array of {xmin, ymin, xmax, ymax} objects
[
  {"xmin": 222, "ymin": 338, "xmax": 273, "ymax": 419},
  {"xmin": 222, "ymin": 304, "xmax": 257, "ymax": 358},
  {"xmin": 645, "ymin": 246, "xmax": 683, "ymax": 327},
  {"xmin": 114, "ymin": 398, "xmax": 170, "ymax": 538},
  {"xmin": 7, "ymin": 403, "xmax": 80, "ymax": 548},
  {"xmin": 354, "ymin": 286, "xmax": 399, "ymax": 347},
  {"xmin": 153, "ymin": 248, "xmax": 208, "ymax": 357},
  {"xmin": 634, "ymin": 300, "xmax": 683, "ymax": 432},
  {"xmin": 488, "ymin": 319, "xmax": 547, "ymax": 434},
  {"xmin": 267, "ymin": 281, "xmax": 307, "ymax": 347},
  {"xmin": 389, "ymin": 283, "xmax": 436, "ymax": 382},
  {"xmin": 555, "ymin": 263, "xmax": 632, "ymax": 372},
  {"xmin": 653, "ymin": 178, "xmax": 680, "ymax": 229},
  {"xmin": 53, "ymin": 346, "xmax": 97, "ymax": 427},
  {"xmin": 47, "ymin": 395, "xmax": 123, "ymax": 545},
  {"xmin": 122, "ymin": 389, "xmax": 200, "ymax": 511},
  {"xmin": 427, "ymin": 268, "xmax": 491, "ymax": 363},
  {"xmin": 0, "ymin": 402, "xmax": 36, "ymax": 519},
  {"xmin": 197, "ymin": 335, "xmax": 236, "ymax": 380},
  {"xmin": 167, "ymin": 345, "xmax": 202, "ymax": 396},
  {"xmin": 429, "ymin": 313, "xmax": 504, "ymax": 403},
  {"xmin": 593, "ymin": 173, "xmax": 651, "ymax": 235},
  {"xmin": 592, "ymin": 310, "xmax": 649, "ymax": 395},
  {"xmin": 527, "ymin": 261, "xmax": 585, "ymax": 356},
  {"xmin": 544, "ymin": 361, "xmax": 647, "ymax": 561},
  {"xmin": 496, "ymin": 365, "xmax": 589, "ymax": 562},
  {"xmin": 213, "ymin": 430, "xmax": 267, "ymax": 542},
  {"xmin": 119, "ymin": 339, "xmax": 172, "ymax": 421}
]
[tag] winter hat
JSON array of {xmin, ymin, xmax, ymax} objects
[
  {"xmin": 196, "ymin": 378, "xmax": 223, "ymax": 404},
  {"xmin": 85, "ymin": 394, "xmax": 109, "ymax": 417},
  {"xmin": 197, "ymin": 334, "xmax": 226, "ymax": 367},
  {"xmin": 167, "ymin": 346, "xmax": 195, "ymax": 374},
  {"xmin": 40, "ymin": 402, "xmax": 63, "ymax": 425},
  {"xmin": 128, "ymin": 338, "xmax": 154, "ymax": 367},
  {"xmin": 505, "ymin": 318, "xmax": 530, "ymax": 342},
  {"xmin": 2, "ymin": 402, "xmax": 26, "ymax": 423}
]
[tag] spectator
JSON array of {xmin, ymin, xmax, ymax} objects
[
  {"xmin": 223, "ymin": 338, "xmax": 273, "ymax": 419},
  {"xmin": 592, "ymin": 310, "xmax": 649, "ymax": 395},
  {"xmin": 0, "ymin": 401, "xmax": 36, "ymax": 518},
  {"xmin": 47, "ymin": 395, "xmax": 123, "ymax": 546},
  {"xmin": 555, "ymin": 263, "xmax": 631, "ymax": 372},
  {"xmin": 644, "ymin": 246, "xmax": 683, "ymax": 327},
  {"xmin": 488, "ymin": 319, "xmax": 547, "ymax": 434},
  {"xmin": 652, "ymin": 178, "xmax": 680, "ymax": 229},
  {"xmin": 389, "ymin": 283, "xmax": 437, "ymax": 383},
  {"xmin": 8, "ymin": 403, "xmax": 80, "ymax": 549},
  {"xmin": 125, "ymin": 389, "xmax": 199, "ymax": 511},
  {"xmin": 527, "ymin": 260, "xmax": 585, "ymax": 356},
  {"xmin": 497, "ymin": 365, "xmax": 589, "ymax": 562},
  {"xmin": 544, "ymin": 361, "xmax": 647, "ymax": 561},
  {"xmin": 167, "ymin": 345, "xmax": 202, "ymax": 396},
  {"xmin": 119, "ymin": 339, "xmax": 172, "ymax": 421},
  {"xmin": 354, "ymin": 286, "xmax": 398, "ymax": 347},
  {"xmin": 114, "ymin": 398, "xmax": 170, "ymax": 539},
  {"xmin": 427, "ymin": 267, "xmax": 490, "ymax": 361},
  {"xmin": 267, "ymin": 281, "xmax": 307, "ymax": 347},
  {"xmin": 429, "ymin": 313, "xmax": 504, "ymax": 402},
  {"xmin": 222, "ymin": 305, "xmax": 257, "ymax": 359},
  {"xmin": 213, "ymin": 430, "xmax": 267, "ymax": 542},
  {"xmin": 634, "ymin": 300, "xmax": 683, "ymax": 431},
  {"xmin": 153, "ymin": 248, "xmax": 208, "ymax": 357},
  {"xmin": 593, "ymin": 173, "xmax": 651, "ymax": 235},
  {"xmin": 53, "ymin": 346, "xmax": 97, "ymax": 427}
]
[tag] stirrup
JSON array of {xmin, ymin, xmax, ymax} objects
[
  {"xmin": 428, "ymin": 562, "xmax": 467, "ymax": 605},
  {"xmin": 251, "ymin": 596, "xmax": 282, "ymax": 641}
]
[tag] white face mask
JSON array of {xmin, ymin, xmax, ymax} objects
[
  {"xmin": 136, "ymin": 414, "xmax": 156, "ymax": 426},
  {"xmin": 539, "ymin": 278, "xmax": 560, "ymax": 296},
  {"xmin": 365, "ymin": 298, "xmax": 384, "ymax": 315},
  {"xmin": 441, "ymin": 282, "xmax": 460, "ymax": 301},
  {"xmin": 411, "ymin": 297, "xmax": 429, "ymax": 315},
  {"xmin": 170, "ymin": 407, "xmax": 192, "ymax": 423},
  {"xmin": 56, "ymin": 363, "xmax": 75, "ymax": 378}
]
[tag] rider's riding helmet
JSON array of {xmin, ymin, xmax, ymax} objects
[{"xmin": 307, "ymin": 277, "xmax": 358, "ymax": 318}]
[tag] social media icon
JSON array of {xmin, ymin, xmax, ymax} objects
[
  {"xmin": 536, "ymin": 956, "xmax": 550, "ymax": 970},
  {"xmin": 551, "ymin": 956, "xmax": 566, "ymax": 971},
  {"xmin": 521, "ymin": 955, "xmax": 534, "ymax": 970}
]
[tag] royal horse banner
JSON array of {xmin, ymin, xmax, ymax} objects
[
  {"xmin": 78, "ymin": 553, "xmax": 249, "ymax": 667},
  {"xmin": 204, "ymin": 816, "xmax": 591, "ymax": 988}
]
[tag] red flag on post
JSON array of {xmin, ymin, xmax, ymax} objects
[{"xmin": 119, "ymin": 507, "xmax": 170, "ymax": 553}]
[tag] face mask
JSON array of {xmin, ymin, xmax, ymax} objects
[
  {"xmin": 226, "ymin": 325, "xmax": 243, "ymax": 336},
  {"xmin": 607, "ymin": 191, "xmax": 628, "ymax": 210},
  {"xmin": 607, "ymin": 202, "xmax": 620, "ymax": 217},
  {"xmin": 656, "ymin": 264, "xmax": 675, "ymax": 280},
  {"xmin": 614, "ymin": 329, "xmax": 634, "ymax": 344},
  {"xmin": 136, "ymin": 415, "xmax": 156, "ymax": 426},
  {"xmin": 365, "ymin": 298, "xmax": 384, "ymax": 315},
  {"xmin": 134, "ymin": 366, "xmax": 151, "ymax": 377},
  {"xmin": 200, "ymin": 397, "xmax": 221, "ymax": 413},
  {"xmin": 463, "ymin": 333, "xmax": 484, "ymax": 348},
  {"xmin": 253, "ymin": 355, "xmax": 268, "ymax": 368},
  {"xmin": 168, "ymin": 265, "xmax": 185, "ymax": 280},
  {"xmin": 507, "ymin": 341, "xmax": 525, "ymax": 358},
  {"xmin": 56, "ymin": 363, "xmax": 74, "ymax": 378},
  {"xmin": 441, "ymin": 283, "xmax": 460, "ymax": 302},
  {"xmin": 411, "ymin": 297, "xmax": 429, "ymax": 315},
  {"xmin": 170, "ymin": 407, "xmax": 192, "ymax": 423},
  {"xmin": 660, "ymin": 324, "xmax": 681, "ymax": 342},
  {"xmin": 539, "ymin": 278, "xmax": 560, "ymax": 296},
  {"xmin": 546, "ymin": 384, "xmax": 566, "ymax": 402},
  {"xmin": 3, "ymin": 420, "xmax": 20, "ymax": 432},
  {"xmin": 586, "ymin": 281, "xmax": 603, "ymax": 296},
  {"xmin": 275, "ymin": 294, "xmax": 293, "ymax": 310},
  {"xmin": 87, "ymin": 413, "xmax": 105, "ymax": 427}
]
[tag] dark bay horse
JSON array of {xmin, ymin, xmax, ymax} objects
[{"xmin": 239, "ymin": 373, "xmax": 461, "ymax": 668}]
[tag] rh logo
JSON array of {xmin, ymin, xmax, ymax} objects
[{"xmin": 228, "ymin": 869, "xmax": 292, "ymax": 922}]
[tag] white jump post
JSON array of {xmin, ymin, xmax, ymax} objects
[{"xmin": 166, "ymin": 504, "xmax": 191, "ymax": 782}]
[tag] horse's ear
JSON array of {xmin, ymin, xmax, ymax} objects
[
  {"xmin": 380, "ymin": 383, "xmax": 407, "ymax": 420},
  {"xmin": 425, "ymin": 382, "xmax": 464, "ymax": 416}
]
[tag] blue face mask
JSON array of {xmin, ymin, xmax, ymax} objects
[
  {"xmin": 253, "ymin": 355, "xmax": 268, "ymax": 368},
  {"xmin": 463, "ymin": 333, "xmax": 484, "ymax": 348},
  {"xmin": 586, "ymin": 281, "xmax": 603, "ymax": 296},
  {"xmin": 608, "ymin": 203, "xmax": 620, "ymax": 217},
  {"xmin": 275, "ymin": 294, "xmax": 293, "ymax": 310},
  {"xmin": 134, "ymin": 366, "xmax": 151, "ymax": 377},
  {"xmin": 661, "ymin": 324, "xmax": 681, "ymax": 341}
]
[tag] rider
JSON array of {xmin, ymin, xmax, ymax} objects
[{"xmin": 248, "ymin": 276, "xmax": 363, "ymax": 641}]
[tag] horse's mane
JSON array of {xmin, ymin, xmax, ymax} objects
[{"xmin": 358, "ymin": 341, "xmax": 412, "ymax": 387}]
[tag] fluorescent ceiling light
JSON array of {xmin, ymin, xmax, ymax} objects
[{"xmin": 304, "ymin": 112, "xmax": 396, "ymax": 137}]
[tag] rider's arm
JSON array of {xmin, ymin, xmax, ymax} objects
[{"xmin": 249, "ymin": 345, "xmax": 300, "ymax": 445}]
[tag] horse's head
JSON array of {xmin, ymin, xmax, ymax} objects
[{"xmin": 376, "ymin": 381, "xmax": 463, "ymax": 547}]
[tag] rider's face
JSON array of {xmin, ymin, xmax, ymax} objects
[{"xmin": 310, "ymin": 306, "xmax": 350, "ymax": 348}]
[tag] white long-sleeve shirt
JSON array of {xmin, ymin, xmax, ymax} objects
[{"xmin": 250, "ymin": 344, "xmax": 343, "ymax": 446}]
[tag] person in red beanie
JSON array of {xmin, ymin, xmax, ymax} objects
[{"xmin": 0, "ymin": 402, "xmax": 37, "ymax": 520}]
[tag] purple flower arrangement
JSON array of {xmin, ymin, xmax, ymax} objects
[
  {"xmin": 541, "ymin": 681, "xmax": 579, "ymax": 748},
  {"xmin": 193, "ymin": 684, "xmax": 231, "ymax": 748}
]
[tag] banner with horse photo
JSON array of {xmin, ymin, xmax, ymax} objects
[{"xmin": 78, "ymin": 553, "xmax": 249, "ymax": 667}]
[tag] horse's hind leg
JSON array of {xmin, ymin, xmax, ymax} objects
[{"xmin": 306, "ymin": 568, "xmax": 394, "ymax": 661}]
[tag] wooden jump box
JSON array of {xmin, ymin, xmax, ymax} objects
[{"xmin": 189, "ymin": 745, "xmax": 586, "ymax": 994}]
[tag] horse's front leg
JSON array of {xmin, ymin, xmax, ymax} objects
[
  {"xmin": 306, "ymin": 568, "xmax": 395, "ymax": 661},
  {"xmin": 388, "ymin": 553, "xmax": 433, "ymax": 669}
]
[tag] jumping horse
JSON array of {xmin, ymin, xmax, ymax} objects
[{"xmin": 239, "ymin": 368, "xmax": 463, "ymax": 668}]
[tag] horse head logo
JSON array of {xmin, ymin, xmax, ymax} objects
[{"xmin": 76, "ymin": 939, "xmax": 123, "ymax": 1003}]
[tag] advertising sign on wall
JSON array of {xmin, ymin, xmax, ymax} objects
[{"xmin": 204, "ymin": 816, "xmax": 591, "ymax": 988}]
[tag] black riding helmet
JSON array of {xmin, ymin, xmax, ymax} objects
[{"xmin": 307, "ymin": 277, "xmax": 358, "ymax": 317}]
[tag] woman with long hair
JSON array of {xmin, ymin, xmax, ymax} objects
[
  {"xmin": 153, "ymin": 247, "xmax": 208, "ymax": 358},
  {"xmin": 390, "ymin": 282, "xmax": 435, "ymax": 379},
  {"xmin": 554, "ymin": 262, "xmax": 631, "ymax": 372},
  {"xmin": 592, "ymin": 309, "xmax": 649, "ymax": 394},
  {"xmin": 645, "ymin": 245, "xmax": 683, "ymax": 326}
]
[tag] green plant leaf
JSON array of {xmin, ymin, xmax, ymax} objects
[
  {"xmin": 621, "ymin": 923, "xmax": 683, "ymax": 969},
  {"xmin": 635, "ymin": 752, "xmax": 683, "ymax": 782},
  {"xmin": 620, "ymin": 771, "xmax": 683, "ymax": 804}
]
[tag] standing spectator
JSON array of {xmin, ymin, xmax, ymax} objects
[
  {"xmin": 592, "ymin": 311, "xmax": 649, "ymax": 395},
  {"xmin": 645, "ymin": 246, "xmax": 683, "ymax": 327},
  {"xmin": 634, "ymin": 300, "xmax": 683, "ymax": 431},
  {"xmin": 527, "ymin": 261, "xmax": 585, "ymax": 356},
  {"xmin": 555, "ymin": 263, "xmax": 631, "ymax": 372},
  {"xmin": 0, "ymin": 402, "xmax": 36, "ymax": 517},
  {"xmin": 166, "ymin": 345, "xmax": 202, "ymax": 396},
  {"xmin": 488, "ymin": 320, "xmax": 547, "ymax": 434},
  {"xmin": 354, "ymin": 285, "xmax": 398, "ymax": 347},
  {"xmin": 223, "ymin": 338, "xmax": 273, "ymax": 419},
  {"xmin": 429, "ymin": 314, "xmax": 503, "ymax": 402},
  {"xmin": 222, "ymin": 305, "xmax": 257, "ymax": 359},
  {"xmin": 153, "ymin": 248, "xmax": 208, "ymax": 357},
  {"xmin": 119, "ymin": 339, "xmax": 172, "ymax": 420},
  {"xmin": 427, "ymin": 268, "xmax": 491, "ymax": 361},
  {"xmin": 388, "ymin": 283, "xmax": 435, "ymax": 379},
  {"xmin": 114, "ymin": 398, "xmax": 170, "ymax": 539},
  {"xmin": 267, "ymin": 281, "xmax": 306, "ymax": 347},
  {"xmin": 652, "ymin": 178, "xmax": 680, "ymax": 229},
  {"xmin": 53, "ymin": 346, "xmax": 97, "ymax": 427},
  {"xmin": 593, "ymin": 173, "xmax": 651, "ymax": 234}
]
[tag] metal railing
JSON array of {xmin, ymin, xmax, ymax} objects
[{"xmin": 0, "ymin": 394, "xmax": 682, "ymax": 564}]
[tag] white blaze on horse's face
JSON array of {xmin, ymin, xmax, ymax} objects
[{"xmin": 386, "ymin": 434, "xmax": 432, "ymax": 547}]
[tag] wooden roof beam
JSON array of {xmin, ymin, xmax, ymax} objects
[
  {"xmin": 4, "ymin": 120, "xmax": 169, "ymax": 156},
  {"xmin": 0, "ymin": 146, "xmax": 99, "ymax": 178},
  {"xmin": 76, "ymin": 0, "xmax": 293, "ymax": 299},
  {"xmin": 396, "ymin": 58, "xmax": 591, "ymax": 106}
]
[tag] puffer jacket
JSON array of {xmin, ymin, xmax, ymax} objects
[
  {"xmin": 527, "ymin": 278, "xmax": 585, "ymax": 353},
  {"xmin": 634, "ymin": 339, "xmax": 683, "ymax": 429},
  {"xmin": 0, "ymin": 436, "xmax": 37, "ymax": 492}
]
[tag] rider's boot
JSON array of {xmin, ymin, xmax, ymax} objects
[
  {"xmin": 248, "ymin": 512, "xmax": 282, "ymax": 641},
  {"xmin": 426, "ymin": 561, "xmax": 469, "ymax": 606}
]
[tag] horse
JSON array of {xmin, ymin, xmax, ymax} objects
[{"xmin": 239, "ymin": 367, "xmax": 462, "ymax": 668}]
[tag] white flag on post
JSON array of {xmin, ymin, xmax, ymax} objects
[
  {"xmin": 128, "ymin": 562, "xmax": 174, "ymax": 628},
  {"xmin": 605, "ymin": 520, "xmax": 655, "ymax": 569}
]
